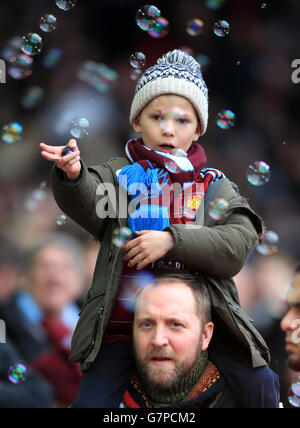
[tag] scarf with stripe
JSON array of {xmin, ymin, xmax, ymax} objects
[{"xmin": 118, "ymin": 139, "xmax": 225, "ymax": 234}]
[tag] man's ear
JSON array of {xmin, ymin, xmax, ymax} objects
[
  {"xmin": 193, "ymin": 122, "xmax": 202, "ymax": 142},
  {"xmin": 201, "ymin": 322, "xmax": 214, "ymax": 351},
  {"xmin": 133, "ymin": 116, "xmax": 142, "ymax": 134}
]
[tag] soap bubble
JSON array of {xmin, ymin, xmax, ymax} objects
[
  {"xmin": 256, "ymin": 230, "xmax": 279, "ymax": 255},
  {"xmin": 135, "ymin": 5, "xmax": 161, "ymax": 31},
  {"xmin": 25, "ymin": 187, "xmax": 47, "ymax": 211},
  {"xmin": 247, "ymin": 161, "xmax": 270, "ymax": 186},
  {"xmin": 186, "ymin": 19, "xmax": 204, "ymax": 36},
  {"xmin": 42, "ymin": 47, "xmax": 63, "ymax": 69},
  {"xmin": 69, "ymin": 117, "xmax": 90, "ymax": 139},
  {"xmin": 112, "ymin": 227, "xmax": 133, "ymax": 248},
  {"xmin": 170, "ymin": 148, "xmax": 188, "ymax": 158},
  {"xmin": 288, "ymin": 379, "xmax": 300, "ymax": 407},
  {"xmin": 148, "ymin": 17, "xmax": 169, "ymax": 38},
  {"xmin": 8, "ymin": 364, "xmax": 27, "ymax": 384},
  {"xmin": 1, "ymin": 36, "xmax": 22, "ymax": 62},
  {"xmin": 216, "ymin": 110, "xmax": 235, "ymax": 129},
  {"xmin": 261, "ymin": 3, "xmax": 267, "ymax": 8},
  {"xmin": 118, "ymin": 271, "xmax": 156, "ymax": 312},
  {"xmin": 130, "ymin": 68, "xmax": 142, "ymax": 81},
  {"xmin": 205, "ymin": 0, "xmax": 225, "ymax": 10},
  {"xmin": 130, "ymin": 52, "xmax": 146, "ymax": 69},
  {"xmin": 39, "ymin": 14, "xmax": 57, "ymax": 32},
  {"xmin": 55, "ymin": 0, "xmax": 77, "ymax": 11},
  {"xmin": 208, "ymin": 198, "xmax": 229, "ymax": 220},
  {"xmin": 21, "ymin": 86, "xmax": 44, "ymax": 109},
  {"xmin": 2, "ymin": 122, "xmax": 23, "ymax": 144},
  {"xmin": 21, "ymin": 33, "xmax": 43, "ymax": 56},
  {"xmin": 56, "ymin": 214, "xmax": 67, "ymax": 226},
  {"xmin": 8, "ymin": 54, "xmax": 33, "ymax": 79},
  {"xmin": 213, "ymin": 20, "xmax": 230, "ymax": 37},
  {"xmin": 78, "ymin": 61, "xmax": 118, "ymax": 94}
]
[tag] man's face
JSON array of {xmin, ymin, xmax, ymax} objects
[
  {"xmin": 133, "ymin": 95, "xmax": 201, "ymax": 154},
  {"xmin": 133, "ymin": 281, "xmax": 213, "ymax": 390},
  {"xmin": 28, "ymin": 245, "xmax": 82, "ymax": 318},
  {"xmin": 281, "ymin": 273, "xmax": 300, "ymax": 371}
]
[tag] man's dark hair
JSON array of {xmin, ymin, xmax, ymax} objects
[
  {"xmin": 295, "ymin": 265, "xmax": 300, "ymax": 274},
  {"xmin": 150, "ymin": 266, "xmax": 212, "ymax": 328}
]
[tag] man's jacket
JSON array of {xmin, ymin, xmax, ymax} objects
[{"xmin": 51, "ymin": 157, "xmax": 270, "ymax": 371}]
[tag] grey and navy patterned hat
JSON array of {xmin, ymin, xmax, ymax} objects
[{"xmin": 129, "ymin": 49, "xmax": 209, "ymax": 135}]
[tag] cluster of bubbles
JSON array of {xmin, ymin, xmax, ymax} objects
[
  {"xmin": 25, "ymin": 182, "xmax": 47, "ymax": 211},
  {"xmin": 208, "ymin": 198, "xmax": 229, "ymax": 221},
  {"xmin": 288, "ymin": 378, "xmax": 300, "ymax": 407},
  {"xmin": 2, "ymin": 122, "xmax": 23, "ymax": 144},
  {"xmin": 78, "ymin": 61, "xmax": 118, "ymax": 93},
  {"xmin": 8, "ymin": 0, "xmax": 77, "ymax": 80},
  {"xmin": 119, "ymin": 271, "xmax": 156, "ymax": 313},
  {"xmin": 186, "ymin": 18, "xmax": 230, "ymax": 38},
  {"xmin": 56, "ymin": 214, "xmax": 67, "ymax": 226},
  {"xmin": 136, "ymin": 5, "xmax": 169, "ymax": 39},
  {"xmin": 112, "ymin": 227, "xmax": 133, "ymax": 248},
  {"xmin": 8, "ymin": 363, "xmax": 27, "ymax": 384},
  {"xmin": 69, "ymin": 117, "xmax": 90, "ymax": 139},
  {"xmin": 247, "ymin": 161, "xmax": 271, "ymax": 186},
  {"xmin": 256, "ymin": 230, "xmax": 279, "ymax": 256},
  {"xmin": 216, "ymin": 110, "xmax": 235, "ymax": 129}
]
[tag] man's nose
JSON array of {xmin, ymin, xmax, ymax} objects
[
  {"xmin": 151, "ymin": 326, "xmax": 169, "ymax": 347},
  {"xmin": 281, "ymin": 311, "xmax": 294, "ymax": 333}
]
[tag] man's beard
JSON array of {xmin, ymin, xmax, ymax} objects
[{"xmin": 134, "ymin": 338, "xmax": 203, "ymax": 393}]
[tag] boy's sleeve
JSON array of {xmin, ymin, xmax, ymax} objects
[
  {"xmin": 164, "ymin": 182, "xmax": 263, "ymax": 278},
  {"xmin": 51, "ymin": 160, "xmax": 110, "ymax": 241}
]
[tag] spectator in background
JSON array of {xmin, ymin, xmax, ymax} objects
[
  {"xmin": 15, "ymin": 233, "xmax": 85, "ymax": 407},
  {"xmin": 0, "ymin": 234, "xmax": 54, "ymax": 408},
  {"xmin": 235, "ymin": 253, "xmax": 295, "ymax": 407},
  {"xmin": 281, "ymin": 265, "xmax": 300, "ymax": 372}
]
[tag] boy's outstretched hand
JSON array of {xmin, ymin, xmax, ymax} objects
[
  {"xmin": 123, "ymin": 230, "xmax": 175, "ymax": 270},
  {"xmin": 40, "ymin": 139, "xmax": 81, "ymax": 180}
]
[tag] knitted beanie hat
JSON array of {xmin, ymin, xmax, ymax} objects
[{"xmin": 129, "ymin": 49, "xmax": 209, "ymax": 135}]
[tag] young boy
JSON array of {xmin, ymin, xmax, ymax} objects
[{"xmin": 40, "ymin": 50, "xmax": 271, "ymax": 407}]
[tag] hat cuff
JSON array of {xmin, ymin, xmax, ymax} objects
[{"xmin": 129, "ymin": 76, "xmax": 208, "ymax": 136}]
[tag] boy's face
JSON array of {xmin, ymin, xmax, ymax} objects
[{"xmin": 133, "ymin": 95, "xmax": 201, "ymax": 154}]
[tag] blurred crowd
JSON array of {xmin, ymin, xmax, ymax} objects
[{"xmin": 0, "ymin": 0, "xmax": 300, "ymax": 407}]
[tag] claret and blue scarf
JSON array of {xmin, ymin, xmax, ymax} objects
[{"xmin": 117, "ymin": 138, "xmax": 225, "ymax": 234}]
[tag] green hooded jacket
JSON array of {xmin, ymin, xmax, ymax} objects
[{"xmin": 51, "ymin": 157, "xmax": 270, "ymax": 371}]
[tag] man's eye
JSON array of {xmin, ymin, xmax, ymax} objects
[
  {"xmin": 142, "ymin": 322, "xmax": 151, "ymax": 327},
  {"xmin": 171, "ymin": 322, "xmax": 182, "ymax": 327}
]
